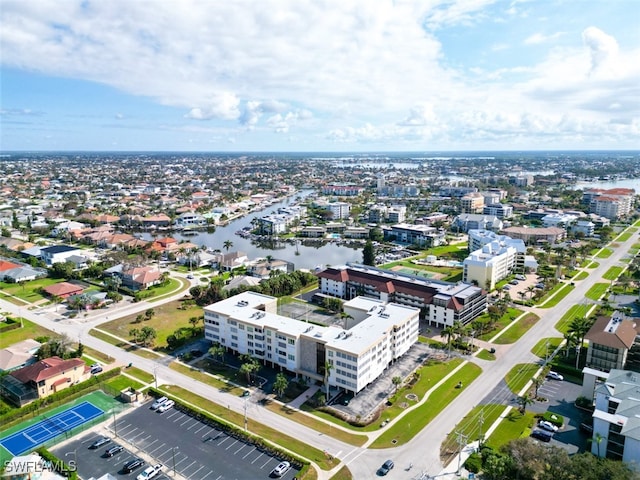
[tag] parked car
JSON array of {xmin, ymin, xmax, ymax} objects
[
  {"xmin": 89, "ymin": 436, "xmax": 111, "ymax": 449},
  {"xmin": 546, "ymin": 371, "xmax": 564, "ymax": 381},
  {"xmin": 503, "ymin": 285, "xmax": 511, "ymax": 290},
  {"xmin": 378, "ymin": 459, "xmax": 394, "ymax": 476},
  {"xmin": 510, "ymin": 279, "xmax": 519, "ymax": 285},
  {"xmin": 241, "ymin": 390, "xmax": 250, "ymax": 397},
  {"xmin": 539, "ymin": 420, "xmax": 559, "ymax": 432},
  {"xmin": 136, "ymin": 463, "xmax": 163, "ymax": 480},
  {"xmin": 122, "ymin": 458, "xmax": 145, "ymax": 474},
  {"xmin": 531, "ymin": 429, "xmax": 553, "ymax": 442},
  {"xmin": 157, "ymin": 399, "xmax": 175, "ymax": 413},
  {"xmin": 150, "ymin": 396, "xmax": 168, "ymax": 410},
  {"xmin": 90, "ymin": 365, "xmax": 103, "ymax": 374},
  {"xmin": 516, "ymin": 274, "xmax": 526, "ymax": 281},
  {"xmin": 270, "ymin": 461, "xmax": 290, "ymax": 477},
  {"xmin": 104, "ymin": 445, "xmax": 124, "ymax": 457}
]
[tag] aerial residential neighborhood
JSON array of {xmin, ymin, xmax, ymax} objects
[{"xmin": 1, "ymin": 152, "xmax": 640, "ymax": 480}]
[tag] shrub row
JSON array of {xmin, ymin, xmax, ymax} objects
[
  {"xmin": 35, "ymin": 446, "xmax": 78, "ymax": 479},
  {"xmin": 0, "ymin": 317, "xmax": 20, "ymax": 333}
]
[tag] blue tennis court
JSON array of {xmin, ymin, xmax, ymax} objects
[{"xmin": 0, "ymin": 401, "xmax": 103, "ymax": 456}]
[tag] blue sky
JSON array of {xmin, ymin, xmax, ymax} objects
[{"xmin": 1, "ymin": 0, "xmax": 638, "ymax": 152}]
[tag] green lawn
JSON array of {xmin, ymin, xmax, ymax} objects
[
  {"xmin": 475, "ymin": 308, "xmax": 523, "ymax": 341},
  {"xmin": 126, "ymin": 367, "xmax": 155, "ymax": 384},
  {"xmin": 603, "ymin": 266, "xmax": 624, "ymax": 280},
  {"xmin": 537, "ymin": 283, "xmax": 574, "ymax": 308},
  {"xmin": 573, "ymin": 271, "xmax": 589, "ymax": 280},
  {"xmin": 0, "ymin": 277, "xmax": 60, "ymax": 303},
  {"xmin": 595, "ymin": 248, "xmax": 613, "ymax": 259},
  {"xmin": 476, "ymin": 349, "xmax": 496, "ymax": 361},
  {"xmin": 555, "ymin": 304, "xmax": 594, "ymax": 334},
  {"xmin": 146, "ymin": 278, "xmax": 188, "ymax": 302},
  {"xmin": 616, "ymin": 232, "xmax": 633, "ymax": 242},
  {"xmin": 442, "ymin": 403, "xmax": 506, "ymax": 460},
  {"xmin": 0, "ymin": 318, "xmax": 55, "ymax": 349},
  {"xmin": 82, "ymin": 346, "xmax": 115, "ymax": 365},
  {"xmin": 485, "ymin": 409, "xmax": 536, "ymax": 450},
  {"xmin": 105, "ymin": 375, "xmax": 145, "ymax": 392},
  {"xmin": 585, "ymin": 283, "xmax": 609, "ymax": 301},
  {"xmin": 493, "ymin": 313, "xmax": 540, "ymax": 345},
  {"xmin": 98, "ymin": 298, "xmax": 203, "ymax": 349},
  {"xmin": 531, "ymin": 337, "xmax": 564, "ymax": 360},
  {"xmin": 369, "ymin": 362, "xmax": 482, "ymax": 448},
  {"xmin": 505, "ymin": 363, "xmax": 540, "ymax": 394}
]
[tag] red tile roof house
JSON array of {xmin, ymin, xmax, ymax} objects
[
  {"xmin": 120, "ymin": 266, "xmax": 162, "ymax": 291},
  {"xmin": 43, "ymin": 282, "xmax": 84, "ymax": 299},
  {"xmin": 3, "ymin": 356, "xmax": 89, "ymax": 406}
]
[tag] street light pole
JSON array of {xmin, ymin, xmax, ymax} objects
[
  {"xmin": 172, "ymin": 446, "xmax": 179, "ymax": 477},
  {"xmin": 244, "ymin": 396, "xmax": 248, "ymax": 432},
  {"xmin": 112, "ymin": 409, "xmax": 118, "ymax": 438}
]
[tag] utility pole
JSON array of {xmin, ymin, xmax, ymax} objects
[
  {"xmin": 112, "ymin": 408, "xmax": 118, "ymax": 438},
  {"xmin": 244, "ymin": 395, "xmax": 248, "ymax": 431},
  {"xmin": 478, "ymin": 410, "xmax": 485, "ymax": 448},
  {"xmin": 172, "ymin": 446, "xmax": 179, "ymax": 477},
  {"xmin": 455, "ymin": 430, "xmax": 468, "ymax": 475}
]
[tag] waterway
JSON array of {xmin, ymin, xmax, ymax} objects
[{"xmin": 142, "ymin": 190, "xmax": 362, "ymax": 270}]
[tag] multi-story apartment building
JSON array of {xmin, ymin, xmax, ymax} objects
[
  {"xmin": 585, "ymin": 313, "xmax": 638, "ymax": 372},
  {"xmin": 541, "ymin": 213, "xmax": 578, "ymax": 229},
  {"xmin": 482, "ymin": 203, "xmax": 513, "ymax": 219},
  {"xmin": 387, "ymin": 205, "xmax": 407, "ymax": 223},
  {"xmin": 583, "ymin": 188, "xmax": 635, "ymax": 220},
  {"xmin": 203, "ymin": 292, "xmax": 419, "ymax": 394},
  {"xmin": 451, "ymin": 214, "xmax": 503, "ymax": 233},
  {"xmin": 326, "ymin": 202, "xmax": 351, "ymax": 220},
  {"xmin": 384, "ymin": 223, "xmax": 445, "ymax": 247},
  {"xmin": 584, "ymin": 369, "xmax": 640, "ymax": 464},
  {"xmin": 316, "ymin": 264, "xmax": 486, "ymax": 328},
  {"xmin": 463, "ymin": 234, "xmax": 526, "ymax": 290},
  {"xmin": 321, "ymin": 184, "xmax": 365, "ymax": 196},
  {"xmin": 461, "ymin": 193, "xmax": 485, "ymax": 214},
  {"xmin": 501, "ymin": 226, "xmax": 565, "ymax": 245},
  {"xmin": 368, "ymin": 205, "xmax": 388, "ymax": 223}
]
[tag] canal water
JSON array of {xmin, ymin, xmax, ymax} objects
[{"xmin": 142, "ymin": 190, "xmax": 362, "ymax": 270}]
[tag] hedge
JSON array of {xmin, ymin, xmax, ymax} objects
[
  {"xmin": 0, "ymin": 317, "xmax": 21, "ymax": 333},
  {"xmin": 35, "ymin": 446, "xmax": 78, "ymax": 479}
]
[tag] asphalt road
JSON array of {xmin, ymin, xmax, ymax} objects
[{"xmin": 3, "ymin": 232, "xmax": 638, "ymax": 479}]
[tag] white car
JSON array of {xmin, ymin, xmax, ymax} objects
[
  {"xmin": 270, "ymin": 461, "xmax": 290, "ymax": 477},
  {"xmin": 546, "ymin": 371, "xmax": 564, "ymax": 381},
  {"xmin": 150, "ymin": 396, "xmax": 168, "ymax": 410},
  {"xmin": 136, "ymin": 463, "xmax": 163, "ymax": 480},
  {"xmin": 539, "ymin": 420, "xmax": 559, "ymax": 432},
  {"xmin": 157, "ymin": 400, "xmax": 175, "ymax": 413}
]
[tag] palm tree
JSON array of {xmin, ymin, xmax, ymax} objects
[
  {"xmin": 392, "ymin": 376, "xmax": 403, "ymax": 394},
  {"xmin": 442, "ymin": 325, "xmax": 455, "ymax": 353},
  {"xmin": 323, "ymin": 360, "xmax": 333, "ymax": 398},
  {"xmin": 532, "ymin": 376, "xmax": 544, "ymax": 398},
  {"xmin": 273, "ymin": 373, "xmax": 289, "ymax": 398},
  {"xmin": 568, "ymin": 316, "xmax": 592, "ymax": 367},
  {"xmin": 223, "ymin": 240, "xmax": 233, "ymax": 252},
  {"xmin": 517, "ymin": 393, "xmax": 534, "ymax": 414},
  {"xmin": 526, "ymin": 285, "xmax": 536, "ymax": 299},
  {"xmin": 208, "ymin": 343, "xmax": 225, "ymax": 363}
]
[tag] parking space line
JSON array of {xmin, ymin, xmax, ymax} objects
[
  {"xmin": 225, "ymin": 439, "xmax": 239, "ymax": 450},
  {"xmin": 129, "ymin": 431, "xmax": 148, "ymax": 443},
  {"xmin": 146, "ymin": 439, "xmax": 158, "ymax": 450},
  {"xmin": 202, "ymin": 428, "xmax": 215, "ymax": 438},
  {"xmin": 186, "ymin": 420, "xmax": 199, "ymax": 430},
  {"xmin": 216, "ymin": 436, "xmax": 230, "ymax": 446},
  {"xmin": 194, "ymin": 425, "xmax": 206, "ymax": 435},
  {"xmin": 234, "ymin": 444, "xmax": 245, "ymax": 454},
  {"xmin": 180, "ymin": 418, "xmax": 192, "ymax": 427},
  {"xmin": 165, "ymin": 411, "xmax": 180, "ymax": 420},
  {"xmin": 199, "ymin": 470, "xmax": 213, "ymax": 480},
  {"xmin": 154, "ymin": 445, "xmax": 170, "ymax": 457},
  {"xmin": 190, "ymin": 465, "xmax": 204, "ymax": 477},
  {"xmin": 118, "ymin": 423, "xmax": 135, "ymax": 435},
  {"xmin": 251, "ymin": 452, "xmax": 265, "ymax": 464},
  {"xmin": 242, "ymin": 447, "xmax": 256, "ymax": 459},
  {"xmin": 175, "ymin": 456, "xmax": 188, "ymax": 467},
  {"xmin": 172, "ymin": 413, "xmax": 186, "ymax": 423},
  {"xmin": 182, "ymin": 460, "xmax": 197, "ymax": 472}
]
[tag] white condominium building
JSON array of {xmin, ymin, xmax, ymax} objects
[
  {"xmin": 464, "ymin": 230, "xmax": 527, "ymax": 290},
  {"xmin": 583, "ymin": 188, "xmax": 635, "ymax": 220},
  {"xmin": 204, "ymin": 292, "xmax": 419, "ymax": 394}
]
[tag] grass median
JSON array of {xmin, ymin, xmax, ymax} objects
[{"xmin": 369, "ymin": 362, "xmax": 482, "ymax": 448}]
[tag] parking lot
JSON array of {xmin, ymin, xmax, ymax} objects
[{"xmin": 52, "ymin": 400, "xmax": 299, "ymax": 479}]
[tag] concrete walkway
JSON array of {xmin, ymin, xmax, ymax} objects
[{"xmin": 288, "ymin": 385, "xmax": 320, "ymax": 409}]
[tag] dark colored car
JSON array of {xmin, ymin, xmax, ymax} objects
[
  {"xmin": 104, "ymin": 445, "xmax": 124, "ymax": 457},
  {"xmin": 89, "ymin": 436, "xmax": 111, "ymax": 449},
  {"xmin": 378, "ymin": 459, "xmax": 394, "ymax": 476},
  {"xmin": 123, "ymin": 458, "xmax": 145, "ymax": 473},
  {"xmin": 531, "ymin": 429, "xmax": 553, "ymax": 442}
]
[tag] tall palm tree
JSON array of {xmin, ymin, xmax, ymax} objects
[
  {"xmin": 324, "ymin": 360, "xmax": 333, "ymax": 398},
  {"xmin": 223, "ymin": 240, "xmax": 233, "ymax": 252}
]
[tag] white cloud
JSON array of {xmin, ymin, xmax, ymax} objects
[
  {"xmin": 524, "ymin": 31, "xmax": 564, "ymax": 45},
  {"xmin": 0, "ymin": 0, "xmax": 638, "ymax": 149}
]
